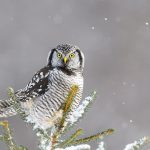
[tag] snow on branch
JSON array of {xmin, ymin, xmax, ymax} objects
[
  {"xmin": 0, "ymin": 86, "xmax": 114, "ymax": 150},
  {"xmin": 124, "ymin": 136, "xmax": 150, "ymax": 150},
  {"xmin": 55, "ymin": 144, "xmax": 91, "ymax": 150},
  {"xmin": 0, "ymin": 121, "xmax": 28, "ymax": 150},
  {"xmin": 66, "ymin": 91, "xmax": 97, "ymax": 127},
  {"xmin": 96, "ymin": 142, "xmax": 106, "ymax": 150}
]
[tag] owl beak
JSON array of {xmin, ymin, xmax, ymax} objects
[{"xmin": 63, "ymin": 57, "xmax": 68, "ymax": 64}]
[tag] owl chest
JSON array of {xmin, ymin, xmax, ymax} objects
[
  {"xmin": 48, "ymin": 70, "xmax": 83, "ymax": 100},
  {"xmin": 32, "ymin": 70, "xmax": 83, "ymax": 115},
  {"xmin": 26, "ymin": 70, "xmax": 83, "ymax": 129}
]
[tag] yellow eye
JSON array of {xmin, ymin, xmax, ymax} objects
[
  {"xmin": 57, "ymin": 53, "xmax": 62, "ymax": 58},
  {"xmin": 69, "ymin": 53, "xmax": 75, "ymax": 58}
]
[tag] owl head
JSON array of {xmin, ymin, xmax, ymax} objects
[{"xmin": 47, "ymin": 44, "xmax": 84, "ymax": 72}]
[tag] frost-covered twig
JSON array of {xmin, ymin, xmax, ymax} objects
[
  {"xmin": 8, "ymin": 87, "xmax": 27, "ymax": 120},
  {"xmin": 66, "ymin": 91, "xmax": 96, "ymax": 127},
  {"xmin": 0, "ymin": 134, "xmax": 5, "ymax": 141},
  {"xmin": 0, "ymin": 121, "xmax": 17, "ymax": 150},
  {"xmin": 50, "ymin": 85, "xmax": 79, "ymax": 150},
  {"xmin": 96, "ymin": 141, "xmax": 106, "ymax": 150},
  {"xmin": 61, "ymin": 91, "xmax": 97, "ymax": 135},
  {"xmin": 0, "ymin": 121, "xmax": 28, "ymax": 150},
  {"xmin": 49, "ymin": 85, "xmax": 114, "ymax": 150},
  {"xmin": 124, "ymin": 136, "xmax": 150, "ymax": 150},
  {"xmin": 55, "ymin": 144, "xmax": 91, "ymax": 150},
  {"xmin": 58, "ymin": 85, "xmax": 79, "ymax": 133},
  {"xmin": 63, "ymin": 129, "xmax": 114, "ymax": 147},
  {"xmin": 0, "ymin": 86, "xmax": 114, "ymax": 150},
  {"xmin": 57, "ymin": 129, "xmax": 83, "ymax": 148}
]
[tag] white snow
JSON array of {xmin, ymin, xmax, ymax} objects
[
  {"xmin": 56, "ymin": 144, "xmax": 91, "ymax": 150},
  {"xmin": 91, "ymin": 26, "xmax": 95, "ymax": 30},
  {"xmin": 145, "ymin": 22, "xmax": 149, "ymax": 26},
  {"xmin": 67, "ymin": 91, "xmax": 96, "ymax": 125},
  {"xmin": 124, "ymin": 137, "xmax": 150, "ymax": 150},
  {"xmin": 104, "ymin": 18, "xmax": 108, "ymax": 21},
  {"xmin": 96, "ymin": 142, "xmax": 105, "ymax": 150},
  {"xmin": 129, "ymin": 120, "xmax": 133, "ymax": 123}
]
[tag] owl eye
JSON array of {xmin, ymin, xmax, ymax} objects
[
  {"xmin": 57, "ymin": 53, "xmax": 62, "ymax": 58},
  {"xmin": 69, "ymin": 53, "xmax": 75, "ymax": 58}
]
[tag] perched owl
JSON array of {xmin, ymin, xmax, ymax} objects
[{"xmin": 0, "ymin": 44, "xmax": 84, "ymax": 130}]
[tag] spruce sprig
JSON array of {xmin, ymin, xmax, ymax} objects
[
  {"xmin": 0, "ymin": 121, "xmax": 28, "ymax": 150},
  {"xmin": 50, "ymin": 85, "xmax": 114, "ymax": 150},
  {"xmin": 0, "ymin": 86, "xmax": 114, "ymax": 150},
  {"xmin": 7, "ymin": 87, "xmax": 27, "ymax": 120}
]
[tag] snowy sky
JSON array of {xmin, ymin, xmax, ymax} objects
[{"xmin": 0, "ymin": 0, "xmax": 150, "ymax": 150}]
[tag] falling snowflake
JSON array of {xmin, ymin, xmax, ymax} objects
[
  {"xmin": 145, "ymin": 22, "xmax": 149, "ymax": 26},
  {"xmin": 122, "ymin": 101, "xmax": 125, "ymax": 105},
  {"xmin": 104, "ymin": 18, "xmax": 108, "ymax": 21},
  {"xmin": 122, "ymin": 82, "xmax": 127, "ymax": 86},
  {"xmin": 91, "ymin": 26, "xmax": 95, "ymax": 30},
  {"xmin": 129, "ymin": 120, "xmax": 133, "ymax": 123}
]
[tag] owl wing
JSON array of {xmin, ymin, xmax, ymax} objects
[
  {"xmin": 0, "ymin": 66, "xmax": 51, "ymax": 117},
  {"xmin": 15, "ymin": 66, "xmax": 50, "ymax": 102}
]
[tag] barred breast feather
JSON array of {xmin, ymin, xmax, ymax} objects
[
  {"xmin": 25, "ymin": 68, "xmax": 83, "ymax": 130},
  {"xmin": 0, "ymin": 66, "xmax": 83, "ymax": 130}
]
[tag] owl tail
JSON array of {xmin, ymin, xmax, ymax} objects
[{"xmin": 0, "ymin": 99, "xmax": 17, "ymax": 118}]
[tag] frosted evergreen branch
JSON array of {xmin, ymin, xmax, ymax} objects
[
  {"xmin": 0, "ymin": 121, "xmax": 17, "ymax": 150},
  {"xmin": 0, "ymin": 86, "xmax": 115, "ymax": 150},
  {"xmin": 36, "ymin": 128, "xmax": 52, "ymax": 150},
  {"xmin": 67, "ymin": 91, "xmax": 96, "ymax": 126},
  {"xmin": 57, "ymin": 129, "xmax": 83, "ymax": 148},
  {"xmin": 58, "ymin": 85, "xmax": 79, "ymax": 133},
  {"xmin": 38, "ymin": 133, "xmax": 52, "ymax": 150},
  {"xmin": 0, "ymin": 135, "xmax": 5, "ymax": 141},
  {"xmin": 36, "ymin": 128, "xmax": 51, "ymax": 140},
  {"xmin": 37, "ymin": 86, "xmax": 114, "ymax": 150},
  {"xmin": 96, "ymin": 142, "xmax": 106, "ymax": 150},
  {"xmin": 124, "ymin": 136, "xmax": 150, "ymax": 150},
  {"xmin": 55, "ymin": 144, "xmax": 91, "ymax": 150},
  {"xmin": 63, "ymin": 85, "xmax": 79, "ymax": 113},
  {"xmin": 0, "ymin": 121, "xmax": 28, "ymax": 150},
  {"xmin": 62, "ymin": 91, "xmax": 97, "ymax": 134},
  {"xmin": 50, "ymin": 85, "xmax": 79, "ymax": 150},
  {"xmin": 64, "ymin": 129, "xmax": 114, "ymax": 147},
  {"xmin": 7, "ymin": 87, "xmax": 27, "ymax": 120}
]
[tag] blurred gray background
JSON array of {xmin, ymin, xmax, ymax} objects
[{"xmin": 0, "ymin": 0, "xmax": 150, "ymax": 149}]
